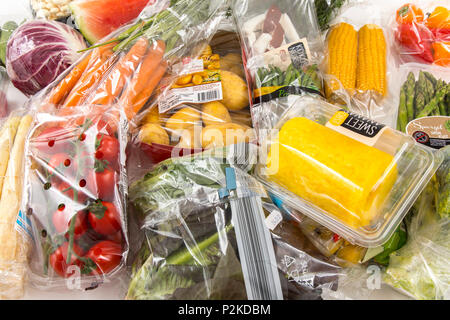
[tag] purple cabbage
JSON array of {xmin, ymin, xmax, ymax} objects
[{"xmin": 6, "ymin": 20, "xmax": 87, "ymax": 96}]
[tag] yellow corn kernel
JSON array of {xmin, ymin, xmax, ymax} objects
[
  {"xmin": 176, "ymin": 74, "xmax": 193, "ymax": 86},
  {"xmin": 326, "ymin": 22, "xmax": 358, "ymax": 97},
  {"xmin": 266, "ymin": 117, "xmax": 397, "ymax": 229},
  {"xmin": 192, "ymin": 74, "xmax": 203, "ymax": 85},
  {"xmin": 356, "ymin": 24, "xmax": 387, "ymax": 97}
]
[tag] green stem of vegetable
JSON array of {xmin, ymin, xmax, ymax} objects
[
  {"xmin": 405, "ymin": 72, "xmax": 415, "ymax": 122},
  {"xmin": 65, "ymin": 214, "xmax": 77, "ymax": 265},
  {"xmin": 397, "ymin": 85, "xmax": 408, "ymax": 132},
  {"xmin": 166, "ymin": 224, "xmax": 234, "ymax": 265},
  {"xmin": 416, "ymin": 84, "xmax": 450, "ymax": 118}
]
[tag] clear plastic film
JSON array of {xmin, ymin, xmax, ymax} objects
[
  {"xmin": 30, "ymin": 0, "xmax": 230, "ymax": 120},
  {"xmin": 232, "ymin": 0, "xmax": 325, "ymax": 140},
  {"xmin": 384, "ymin": 146, "xmax": 450, "ymax": 299},
  {"xmin": 390, "ymin": 63, "xmax": 450, "ymax": 148},
  {"xmin": 255, "ymin": 96, "xmax": 444, "ymax": 247},
  {"xmin": 0, "ymin": 110, "xmax": 33, "ymax": 299},
  {"xmin": 323, "ymin": 0, "xmax": 398, "ymax": 127},
  {"xmin": 133, "ymin": 29, "xmax": 255, "ymax": 164},
  {"xmin": 126, "ymin": 144, "xmax": 284, "ymax": 300},
  {"xmin": 390, "ymin": 0, "xmax": 450, "ymax": 67},
  {"xmin": 22, "ymin": 105, "xmax": 129, "ymax": 290},
  {"xmin": 0, "ymin": 67, "xmax": 8, "ymax": 118}
]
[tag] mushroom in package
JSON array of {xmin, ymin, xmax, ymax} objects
[
  {"xmin": 22, "ymin": 105, "xmax": 128, "ymax": 288},
  {"xmin": 233, "ymin": 0, "xmax": 325, "ymax": 136}
]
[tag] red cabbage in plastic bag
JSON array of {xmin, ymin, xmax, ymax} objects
[{"xmin": 6, "ymin": 20, "xmax": 86, "ymax": 96}]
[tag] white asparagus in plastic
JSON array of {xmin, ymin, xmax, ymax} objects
[{"xmin": 0, "ymin": 115, "xmax": 33, "ymax": 300}]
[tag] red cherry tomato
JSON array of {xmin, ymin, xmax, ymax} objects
[
  {"xmin": 86, "ymin": 168, "xmax": 117, "ymax": 201},
  {"xmin": 33, "ymin": 126, "xmax": 73, "ymax": 156},
  {"xmin": 47, "ymin": 153, "xmax": 73, "ymax": 176},
  {"xmin": 52, "ymin": 208, "xmax": 88, "ymax": 240},
  {"xmin": 95, "ymin": 134, "xmax": 119, "ymax": 171},
  {"xmin": 49, "ymin": 242, "xmax": 84, "ymax": 278},
  {"xmin": 97, "ymin": 119, "xmax": 116, "ymax": 137},
  {"xmin": 88, "ymin": 201, "xmax": 121, "ymax": 236},
  {"xmin": 85, "ymin": 241, "xmax": 122, "ymax": 275},
  {"xmin": 57, "ymin": 181, "xmax": 89, "ymax": 205}
]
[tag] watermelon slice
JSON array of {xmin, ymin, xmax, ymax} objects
[{"xmin": 70, "ymin": 0, "xmax": 152, "ymax": 44}]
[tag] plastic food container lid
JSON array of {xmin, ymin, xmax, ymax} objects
[{"xmin": 255, "ymin": 97, "xmax": 444, "ymax": 247}]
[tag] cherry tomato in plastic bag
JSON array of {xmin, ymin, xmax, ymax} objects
[
  {"xmin": 34, "ymin": 126, "xmax": 73, "ymax": 156},
  {"xmin": 52, "ymin": 208, "xmax": 88, "ymax": 240},
  {"xmin": 396, "ymin": 4, "xmax": 424, "ymax": 24},
  {"xmin": 88, "ymin": 200, "xmax": 121, "ymax": 236},
  {"xmin": 49, "ymin": 242, "xmax": 84, "ymax": 278},
  {"xmin": 86, "ymin": 167, "xmax": 117, "ymax": 201},
  {"xmin": 57, "ymin": 181, "xmax": 89, "ymax": 205},
  {"xmin": 95, "ymin": 134, "xmax": 119, "ymax": 171},
  {"xmin": 85, "ymin": 240, "xmax": 122, "ymax": 275}
]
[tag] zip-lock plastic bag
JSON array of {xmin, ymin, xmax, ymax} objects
[
  {"xmin": 133, "ymin": 30, "xmax": 255, "ymax": 164},
  {"xmin": 390, "ymin": 0, "xmax": 450, "ymax": 67},
  {"xmin": 127, "ymin": 144, "xmax": 284, "ymax": 300},
  {"xmin": 255, "ymin": 96, "xmax": 443, "ymax": 247},
  {"xmin": 0, "ymin": 110, "xmax": 33, "ymax": 299},
  {"xmin": 232, "ymin": 0, "xmax": 325, "ymax": 140},
  {"xmin": 21, "ymin": 105, "xmax": 129, "ymax": 289},
  {"xmin": 390, "ymin": 63, "xmax": 449, "ymax": 148}
]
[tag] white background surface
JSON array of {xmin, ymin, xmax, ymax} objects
[{"xmin": 0, "ymin": 0, "xmax": 433, "ymax": 300}]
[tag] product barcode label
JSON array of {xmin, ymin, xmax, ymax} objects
[
  {"xmin": 158, "ymin": 82, "xmax": 223, "ymax": 113},
  {"xmin": 265, "ymin": 210, "xmax": 283, "ymax": 231},
  {"xmin": 230, "ymin": 192, "xmax": 283, "ymax": 300}
]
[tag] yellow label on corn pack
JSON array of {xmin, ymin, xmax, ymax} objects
[{"xmin": 329, "ymin": 110, "xmax": 349, "ymax": 126}]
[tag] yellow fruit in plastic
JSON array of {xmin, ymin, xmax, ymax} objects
[
  {"xmin": 201, "ymin": 123, "xmax": 253, "ymax": 149},
  {"xmin": 202, "ymin": 101, "xmax": 232, "ymax": 126},
  {"xmin": 165, "ymin": 107, "xmax": 201, "ymax": 132},
  {"xmin": 220, "ymin": 70, "xmax": 249, "ymax": 111},
  {"xmin": 139, "ymin": 123, "xmax": 169, "ymax": 145}
]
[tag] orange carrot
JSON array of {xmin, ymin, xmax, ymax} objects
[
  {"xmin": 89, "ymin": 37, "xmax": 149, "ymax": 105},
  {"xmin": 45, "ymin": 52, "xmax": 92, "ymax": 105},
  {"xmin": 125, "ymin": 61, "xmax": 168, "ymax": 119},
  {"xmin": 120, "ymin": 40, "xmax": 166, "ymax": 107},
  {"xmin": 62, "ymin": 44, "xmax": 117, "ymax": 107}
]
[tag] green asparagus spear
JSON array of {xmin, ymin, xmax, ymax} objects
[
  {"xmin": 397, "ymin": 85, "xmax": 408, "ymax": 132},
  {"xmin": 414, "ymin": 72, "xmax": 427, "ymax": 117},
  {"xmin": 405, "ymin": 72, "xmax": 416, "ymax": 121},
  {"xmin": 423, "ymin": 71, "xmax": 437, "ymax": 87},
  {"xmin": 416, "ymin": 84, "xmax": 450, "ymax": 118}
]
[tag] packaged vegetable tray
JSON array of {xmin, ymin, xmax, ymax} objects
[
  {"xmin": 134, "ymin": 30, "xmax": 255, "ymax": 164},
  {"xmin": 21, "ymin": 105, "xmax": 129, "ymax": 289},
  {"xmin": 255, "ymin": 96, "xmax": 444, "ymax": 247},
  {"xmin": 391, "ymin": 1, "xmax": 450, "ymax": 67},
  {"xmin": 233, "ymin": 0, "xmax": 325, "ymax": 140}
]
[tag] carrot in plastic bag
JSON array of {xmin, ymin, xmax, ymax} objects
[
  {"xmin": 62, "ymin": 43, "xmax": 117, "ymax": 108},
  {"xmin": 89, "ymin": 37, "xmax": 149, "ymax": 105},
  {"xmin": 120, "ymin": 39, "xmax": 166, "ymax": 108},
  {"xmin": 45, "ymin": 52, "xmax": 92, "ymax": 105},
  {"xmin": 126, "ymin": 61, "xmax": 168, "ymax": 119}
]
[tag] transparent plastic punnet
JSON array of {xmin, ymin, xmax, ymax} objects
[{"xmin": 255, "ymin": 97, "xmax": 444, "ymax": 247}]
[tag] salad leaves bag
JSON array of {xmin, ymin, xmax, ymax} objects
[
  {"xmin": 127, "ymin": 145, "xmax": 284, "ymax": 300},
  {"xmin": 384, "ymin": 146, "xmax": 450, "ymax": 300}
]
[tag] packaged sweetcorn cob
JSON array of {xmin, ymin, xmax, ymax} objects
[{"xmin": 323, "ymin": 0, "xmax": 398, "ymax": 128}]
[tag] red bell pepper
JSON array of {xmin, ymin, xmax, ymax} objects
[{"xmin": 396, "ymin": 22, "xmax": 434, "ymax": 63}]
